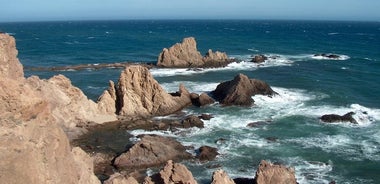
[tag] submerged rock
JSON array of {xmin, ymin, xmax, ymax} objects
[
  {"xmin": 113, "ymin": 135, "xmax": 192, "ymax": 170},
  {"xmin": 320, "ymin": 112, "xmax": 358, "ymax": 124},
  {"xmin": 157, "ymin": 37, "xmax": 232, "ymax": 68},
  {"xmin": 212, "ymin": 74, "xmax": 277, "ymax": 106},
  {"xmin": 251, "ymin": 54, "xmax": 268, "ymax": 63},
  {"xmin": 254, "ymin": 160, "xmax": 297, "ymax": 184},
  {"xmin": 314, "ymin": 53, "xmax": 341, "ymax": 59}
]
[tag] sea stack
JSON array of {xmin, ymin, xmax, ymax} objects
[{"xmin": 157, "ymin": 37, "xmax": 232, "ymax": 68}]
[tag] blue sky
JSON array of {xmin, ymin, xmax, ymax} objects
[{"xmin": 1, "ymin": 0, "xmax": 379, "ymax": 22}]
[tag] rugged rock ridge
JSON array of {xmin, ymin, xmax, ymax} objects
[
  {"xmin": 157, "ymin": 37, "xmax": 231, "ymax": 68},
  {"xmin": 212, "ymin": 74, "xmax": 277, "ymax": 106},
  {"xmin": 0, "ymin": 33, "xmax": 23, "ymax": 80},
  {"xmin": 254, "ymin": 160, "xmax": 297, "ymax": 184},
  {"xmin": 98, "ymin": 65, "xmax": 192, "ymax": 117}
]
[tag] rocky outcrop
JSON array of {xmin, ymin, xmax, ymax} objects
[
  {"xmin": 98, "ymin": 65, "xmax": 192, "ymax": 117},
  {"xmin": 157, "ymin": 37, "xmax": 231, "ymax": 68},
  {"xmin": 0, "ymin": 33, "xmax": 23, "ymax": 80},
  {"xmin": 314, "ymin": 53, "xmax": 340, "ymax": 59},
  {"xmin": 104, "ymin": 173, "xmax": 138, "ymax": 184},
  {"xmin": 145, "ymin": 160, "xmax": 197, "ymax": 184},
  {"xmin": 212, "ymin": 74, "xmax": 277, "ymax": 106},
  {"xmin": 254, "ymin": 160, "xmax": 297, "ymax": 184},
  {"xmin": 211, "ymin": 169, "xmax": 235, "ymax": 184},
  {"xmin": 320, "ymin": 112, "xmax": 357, "ymax": 124},
  {"xmin": 191, "ymin": 92, "xmax": 215, "ymax": 107},
  {"xmin": 113, "ymin": 135, "xmax": 192, "ymax": 170},
  {"xmin": 251, "ymin": 55, "xmax": 268, "ymax": 63},
  {"xmin": 0, "ymin": 77, "xmax": 100, "ymax": 184},
  {"xmin": 182, "ymin": 115, "xmax": 204, "ymax": 128},
  {"xmin": 197, "ymin": 146, "xmax": 219, "ymax": 162}
]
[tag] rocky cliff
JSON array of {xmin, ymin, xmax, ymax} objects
[{"xmin": 157, "ymin": 37, "xmax": 231, "ymax": 68}]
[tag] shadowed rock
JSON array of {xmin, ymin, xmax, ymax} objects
[
  {"xmin": 251, "ymin": 54, "xmax": 268, "ymax": 63},
  {"xmin": 198, "ymin": 146, "xmax": 219, "ymax": 162},
  {"xmin": 320, "ymin": 112, "xmax": 358, "ymax": 124},
  {"xmin": 212, "ymin": 74, "xmax": 277, "ymax": 106}
]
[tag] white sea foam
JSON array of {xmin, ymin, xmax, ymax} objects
[
  {"xmin": 311, "ymin": 54, "xmax": 350, "ymax": 61},
  {"xmin": 286, "ymin": 157, "xmax": 333, "ymax": 184},
  {"xmin": 160, "ymin": 81, "xmax": 219, "ymax": 93}
]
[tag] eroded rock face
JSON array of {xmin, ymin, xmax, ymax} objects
[
  {"xmin": 254, "ymin": 160, "xmax": 297, "ymax": 184},
  {"xmin": 212, "ymin": 74, "xmax": 277, "ymax": 106},
  {"xmin": 145, "ymin": 160, "xmax": 197, "ymax": 184},
  {"xmin": 113, "ymin": 135, "xmax": 192, "ymax": 170},
  {"xmin": 0, "ymin": 78, "xmax": 100, "ymax": 184},
  {"xmin": 0, "ymin": 33, "xmax": 23, "ymax": 80},
  {"xmin": 104, "ymin": 173, "xmax": 138, "ymax": 184},
  {"xmin": 211, "ymin": 169, "xmax": 235, "ymax": 184},
  {"xmin": 98, "ymin": 65, "xmax": 192, "ymax": 117},
  {"xmin": 157, "ymin": 37, "xmax": 231, "ymax": 68}
]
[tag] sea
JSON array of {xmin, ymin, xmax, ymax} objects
[{"xmin": 1, "ymin": 20, "xmax": 380, "ymax": 183}]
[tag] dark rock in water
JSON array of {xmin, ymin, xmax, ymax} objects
[
  {"xmin": 113, "ymin": 134, "xmax": 193, "ymax": 170},
  {"xmin": 251, "ymin": 54, "xmax": 268, "ymax": 63},
  {"xmin": 247, "ymin": 120, "xmax": 272, "ymax": 128},
  {"xmin": 233, "ymin": 177, "xmax": 255, "ymax": 184},
  {"xmin": 320, "ymin": 112, "xmax": 358, "ymax": 124},
  {"xmin": 314, "ymin": 53, "xmax": 341, "ymax": 59},
  {"xmin": 215, "ymin": 138, "xmax": 227, "ymax": 145},
  {"xmin": 182, "ymin": 115, "xmax": 204, "ymax": 128},
  {"xmin": 197, "ymin": 146, "xmax": 219, "ymax": 162},
  {"xmin": 199, "ymin": 113, "xmax": 214, "ymax": 120},
  {"xmin": 191, "ymin": 92, "xmax": 215, "ymax": 107},
  {"xmin": 212, "ymin": 74, "xmax": 277, "ymax": 106},
  {"xmin": 265, "ymin": 137, "xmax": 278, "ymax": 142}
]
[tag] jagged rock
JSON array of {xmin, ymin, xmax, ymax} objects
[
  {"xmin": 211, "ymin": 169, "xmax": 235, "ymax": 184},
  {"xmin": 104, "ymin": 173, "xmax": 138, "ymax": 184},
  {"xmin": 113, "ymin": 135, "xmax": 192, "ymax": 170},
  {"xmin": 97, "ymin": 80, "xmax": 117, "ymax": 114},
  {"xmin": 182, "ymin": 115, "xmax": 204, "ymax": 128},
  {"xmin": 191, "ymin": 92, "xmax": 215, "ymax": 107},
  {"xmin": 212, "ymin": 74, "xmax": 277, "ymax": 106},
  {"xmin": 106, "ymin": 65, "xmax": 191, "ymax": 117},
  {"xmin": 0, "ymin": 33, "xmax": 23, "ymax": 80},
  {"xmin": 0, "ymin": 78, "xmax": 100, "ymax": 184},
  {"xmin": 254, "ymin": 160, "xmax": 297, "ymax": 184},
  {"xmin": 320, "ymin": 112, "xmax": 358, "ymax": 124},
  {"xmin": 26, "ymin": 75, "xmax": 117, "ymax": 138},
  {"xmin": 157, "ymin": 37, "xmax": 231, "ymax": 68},
  {"xmin": 251, "ymin": 54, "xmax": 268, "ymax": 63},
  {"xmin": 145, "ymin": 160, "xmax": 197, "ymax": 184},
  {"xmin": 199, "ymin": 113, "xmax": 214, "ymax": 120},
  {"xmin": 198, "ymin": 146, "xmax": 219, "ymax": 161}
]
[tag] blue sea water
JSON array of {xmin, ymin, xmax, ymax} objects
[{"xmin": 1, "ymin": 20, "xmax": 380, "ymax": 183}]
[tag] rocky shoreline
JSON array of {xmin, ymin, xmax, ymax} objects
[{"xmin": 0, "ymin": 33, "xmax": 301, "ymax": 184}]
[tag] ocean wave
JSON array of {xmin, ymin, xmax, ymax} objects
[{"xmin": 286, "ymin": 158, "xmax": 333, "ymax": 184}]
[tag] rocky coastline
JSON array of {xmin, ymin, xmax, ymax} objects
[{"xmin": 0, "ymin": 33, "xmax": 299, "ymax": 184}]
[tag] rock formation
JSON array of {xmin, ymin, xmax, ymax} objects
[
  {"xmin": 191, "ymin": 92, "xmax": 215, "ymax": 107},
  {"xmin": 251, "ymin": 54, "xmax": 268, "ymax": 63},
  {"xmin": 144, "ymin": 160, "xmax": 197, "ymax": 184},
  {"xmin": 320, "ymin": 112, "xmax": 358, "ymax": 124},
  {"xmin": 0, "ymin": 33, "xmax": 23, "ymax": 80},
  {"xmin": 211, "ymin": 169, "xmax": 236, "ymax": 184},
  {"xmin": 197, "ymin": 146, "xmax": 219, "ymax": 162},
  {"xmin": 98, "ymin": 65, "xmax": 192, "ymax": 117},
  {"xmin": 113, "ymin": 135, "xmax": 192, "ymax": 170},
  {"xmin": 212, "ymin": 74, "xmax": 277, "ymax": 106},
  {"xmin": 104, "ymin": 173, "xmax": 138, "ymax": 184},
  {"xmin": 254, "ymin": 160, "xmax": 297, "ymax": 184},
  {"xmin": 157, "ymin": 37, "xmax": 231, "ymax": 68},
  {"xmin": 182, "ymin": 115, "xmax": 204, "ymax": 128}
]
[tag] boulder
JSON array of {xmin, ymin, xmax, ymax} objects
[
  {"xmin": 191, "ymin": 92, "xmax": 215, "ymax": 107},
  {"xmin": 320, "ymin": 112, "xmax": 357, "ymax": 124},
  {"xmin": 182, "ymin": 115, "xmax": 204, "ymax": 128},
  {"xmin": 104, "ymin": 173, "xmax": 138, "ymax": 184},
  {"xmin": 145, "ymin": 160, "xmax": 197, "ymax": 184},
  {"xmin": 157, "ymin": 37, "xmax": 231, "ymax": 68},
  {"xmin": 198, "ymin": 146, "xmax": 219, "ymax": 161},
  {"xmin": 212, "ymin": 74, "xmax": 277, "ymax": 106},
  {"xmin": 0, "ymin": 33, "xmax": 23, "ymax": 80},
  {"xmin": 113, "ymin": 135, "xmax": 192, "ymax": 169},
  {"xmin": 98, "ymin": 65, "xmax": 192, "ymax": 117},
  {"xmin": 199, "ymin": 113, "xmax": 214, "ymax": 120},
  {"xmin": 211, "ymin": 169, "xmax": 235, "ymax": 184},
  {"xmin": 251, "ymin": 54, "xmax": 268, "ymax": 63},
  {"xmin": 254, "ymin": 160, "xmax": 297, "ymax": 184}
]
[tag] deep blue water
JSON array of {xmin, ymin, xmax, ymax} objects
[{"xmin": 1, "ymin": 20, "xmax": 380, "ymax": 183}]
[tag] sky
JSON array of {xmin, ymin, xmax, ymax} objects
[{"xmin": 1, "ymin": 0, "xmax": 380, "ymax": 22}]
